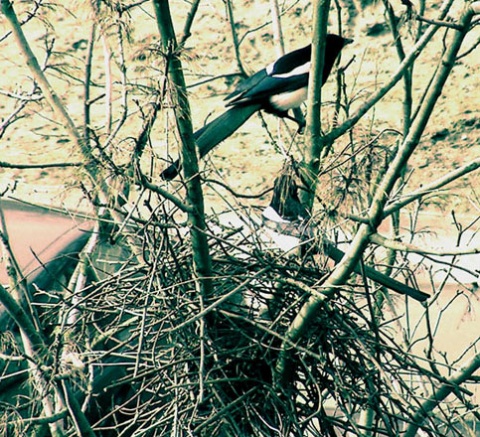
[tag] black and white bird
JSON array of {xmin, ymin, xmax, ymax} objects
[
  {"xmin": 161, "ymin": 34, "xmax": 352, "ymax": 180},
  {"xmin": 262, "ymin": 170, "xmax": 430, "ymax": 302}
]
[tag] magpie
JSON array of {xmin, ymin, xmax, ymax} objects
[
  {"xmin": 262, "ymin": 171, "xmax": 430, "ymax": 302},
  {"xmin": 161, "ymin": 34, "xmax": 352, "ymax": 180}
]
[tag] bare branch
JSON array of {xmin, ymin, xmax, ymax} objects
[{"xmin": 404, "ymin": 352, "xmax": 480, "ymax": 437}]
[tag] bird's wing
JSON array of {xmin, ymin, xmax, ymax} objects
[
  {"xmin": 224, "ymin": 69, "xmax": 268, "ymax": 102},
  {"xmin": 226, "ymin": 72, "xmax": 309, "ymax": 107},
  {"xmin": 225, "ymin": 45, "xmax": 312, "ymax": 107}
]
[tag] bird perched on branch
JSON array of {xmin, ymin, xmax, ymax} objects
[
  {"xmin": 262, "ymin": 170, "xmax": 430, "ymax": 302},
  {"xmin": 161, "ymin": 34, "xmax": 352, "ymax": 180}
]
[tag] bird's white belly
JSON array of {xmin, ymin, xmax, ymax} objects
[{"xmin": 269, "ymin": 86, "xmax": 308, "ymax": 111}]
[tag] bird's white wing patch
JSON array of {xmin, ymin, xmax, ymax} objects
[
  {"xmin": 271, "ymin": 61, "xmax": 311, "ymax": 79},
  {"xmin": 266, "ymin": 61, "xmax": 276, "ymax": 75}
]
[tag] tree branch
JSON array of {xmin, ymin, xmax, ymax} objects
[{"xmin": 404, "ymin": 352, "xmax": 480, "ymax": 437}]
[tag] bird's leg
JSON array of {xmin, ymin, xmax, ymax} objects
[
  {"xmin": 276, "ymin": 110, "xmax": 305, "ymax": 133},
  {"xmin": 291, "ymin": 108, "xmax": 306, "ymax": 133},
  {"xmin": 295, "ymin": 118, "xmax": 306, "ymax": 134}
]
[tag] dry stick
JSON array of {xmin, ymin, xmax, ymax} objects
[
  {"xmin": 102, "ymin": 18, "xmax": 129, "ymax": 152},
  {"xmin": 269, "ymin": 0, "xmax": 305, "ymax": 144},
  {"xmin": 0, "ymin": 82, "xmax": 38, "ymax": 138},
  {"xmin": 101, "ymin": 34, "xmax": 113, "ymax": 134},
  {"xmin": 275, "ymin": 0, "xmax": 476, "ymax": 385},
  {"xmin": 88, "ymin": 1, "xmax": 113, "ymax": 134},
  {"xmin": 84, "ymin": 18, "xmax": 96, "ymax": 149},
  {"xmin": 383, "ymin": 0, "xmax": 413, "ymax": 136},
  {"xmin": 269, "ymin": 2, "xmax": 287, "ymax": 153},
  {"xmin": 139, "ymin": 172, "xmax": 193, "ymax": 213}
]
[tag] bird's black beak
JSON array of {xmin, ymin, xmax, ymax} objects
[{"xmin": 344, "ymin": 37, "xmax": 354, "ymax": 45}]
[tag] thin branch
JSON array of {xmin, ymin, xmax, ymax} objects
[
  {"xmin": 138, "ymin": 171, "xmax": 194, "ymax": 213},
  {"xmin": 384, "ymin": 156, "xmax": 480, "ymax": 216},
  {"xmin": 404, "ymin": 352, "xmax": 480, "ymax": 437},
  {"xmin": 416, "ymin": 14, "xmax": 465, "ymax": 30},
  {"xmin": 0, "ymin": 161, "xmax": 82, "ymax": 169},
  {"xmin": 371, "ymin": 232, "xmax": 480, "ymax": 256},
  {"xmin": 225, "ymin": 0, "xmax": 247, "ymax": 77},
  {"xmin": 179, "ymin": 0, "xmax": 200, "ymax": 45}
]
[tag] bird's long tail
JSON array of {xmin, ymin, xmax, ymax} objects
[
  {"xmin": 324, "ymin": 241, "xmax": 430, "ymax": 302},
  {"xmin": 161, "ymin": 104, "xmax": 261, "ymax": 180}
]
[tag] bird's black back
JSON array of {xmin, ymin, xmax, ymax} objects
[{"xmin": 225, "ymin": 34, "xmax": 351, "ymax": 108}]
